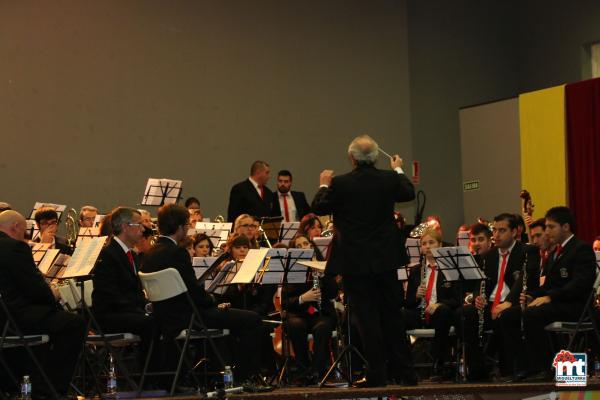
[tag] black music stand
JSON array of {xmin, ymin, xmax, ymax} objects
[
  {"xmin": 566, "ymin": 266, "xmax": 600, "ymax": 351},
  {"xmin": 432, "ymin": 246, "xmax": 485, "ymax": 383},
  {"xmin": 141, "ymin": 178, "xmax": 183, "ymax": 206},
  {"xmin": 259, "ymin": 216, "xmax": 284, "ymax": 245},
  {"xmin": 278, "ymin": 222, "xmax": 299, "ymax": 244},
  {"xmin": 405, "ymin": 238, "xmax": 421, "ymax": 265},
  {"xmin": 270, "ymin": 249, "xmax": 314, "ymax": 387}
]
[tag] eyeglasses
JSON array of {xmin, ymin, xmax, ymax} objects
[
  {"xmin": 127, "ymin": 223, "xmax": 143, "ymax": 228},
  {"xmin": 40, "ymin": 220, "xmax": 58, "ymax": 226},
  {"xmin": 240, "ymin": 224, "xmax": 259, "ymax": 229}
]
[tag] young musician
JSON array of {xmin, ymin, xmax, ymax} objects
[
  {"xmin": 33, "ymin": 207, "xmax": 73, "ymax": 255},
  {"xmin": 403, "ymin": 228, "xmax": 460, "ymax": 380}
]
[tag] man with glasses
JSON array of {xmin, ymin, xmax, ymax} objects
[
  {"xmin": 78, "ymin": 205, "xmax": 98, "ymax": 228},
  {"xmin": 33, "ymin": 207, "xmax": 72, "ymax": 255},
  {"xmin": 92, "ymin": 207, "xmax": 161, "ymax": 375}
]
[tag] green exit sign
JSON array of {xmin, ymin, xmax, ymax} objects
[{"xmin": 463, "ymin": 180, "xmax": 480, "ymax": 191}]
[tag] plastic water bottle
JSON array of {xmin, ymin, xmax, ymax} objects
[
  {"xmin": 107, "ymin": 353, "xmax": 117, "ymax": 395},
  {"xmin": 20, "ymin": 375, "xmax": 32, "ymax": 400},
  {"xmin": 223, "ymin": 365, "xmax": 234, "ymax": 389}
]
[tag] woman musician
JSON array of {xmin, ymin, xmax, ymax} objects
[
  {"xmin": 402, "ymin": 228, "xmax": 460, "ymax": 381},
  {"xmin": 281, "ymin": 234, "xmax": 337, "ymax": 384}
]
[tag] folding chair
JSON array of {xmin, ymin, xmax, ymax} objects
[
  {"xmin": 138, "ymin": 268, "xmax": 229, "ymax": 396},
  {"xmin": 0, "ymin": 293, "xmax": 59, "ymax": 400}
]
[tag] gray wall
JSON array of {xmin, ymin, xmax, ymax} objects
[{"xmin": 0, "ymin": 0, "xmax": 414, "ymax": 219}]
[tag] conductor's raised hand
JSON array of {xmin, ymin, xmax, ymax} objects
[
  {"xmin": 320, "ymin": 170, "xmax": 334, "ymax": 187},
  {"xmin": 390, "ymin": 155, "xmax": 403, "ymax": 170}
]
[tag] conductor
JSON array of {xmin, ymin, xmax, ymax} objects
[{"xmin": 312, "ymin": 135, "xmax": 417, "ymax": 387}]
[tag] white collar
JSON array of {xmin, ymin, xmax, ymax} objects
[{"xmin": 113, "ymin": 236, "xmax": 132, "ymax": 254}]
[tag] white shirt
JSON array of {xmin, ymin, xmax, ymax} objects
[
  {"xmin": 489, "ymin": 240, "xmax": 517, "ymax": 303},
  {"xmin": 278, "ymin": 191, "xmax": 298, "ymax": 222},
  {"xmin": 248, "ymin": 176, "xmax": 263, "ymax": 197}
]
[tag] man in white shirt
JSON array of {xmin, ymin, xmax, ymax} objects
[{"xmin": 271, "ymin": 170, "xmax": 310, "ymax": 222}]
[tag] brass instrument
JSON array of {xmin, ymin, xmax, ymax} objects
[
  {"xmin": 410, "ymin": 219, "xmax": 439, "ymax": 238},
  {"xmin": 520, "ymin": 190, "xmax": 534, "ymax": 218},
  {"xmin": 65, "ymin": 208, "xmax": 78, "ymax": 248},
  {"xmin": 214, "ymin": 215, "xmax": 225, "ymax": 223},
  {"xmin": 321, "ymin": 229, "xmax": 334, "ymax": 237},
  {"xmin": 258, "ymin": 226, "xmax": 272, "ymax": 248},
  {"xmin": 478, "ymin": 279, "xmax": 486, "ymax": 347}
]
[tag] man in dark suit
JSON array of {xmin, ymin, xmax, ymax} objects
[
  {"xmin": 227, "ymin": 160, "xmax": 274, "ymax": 222},
  {"xmin": 33, "ymin": 207, "xmax": 73, "ymax": 255},
  {"xmin": 518, "ymin": 206, "xmax": 596, "ymax": 380},
  {"xmin": 92, "ymin": 207, "xmax": 160, "ymax": 372},
  {"xmin": 0, "ymin": 210, "xmax": 85, "ymax": 398},
  {"xmin": 271, "ymin": 170, "xmax": 310, "ymax": 222},
  {"xmin": 456, "ymin": 213, "xmax": 540, "ymax": 380},
  {"xmin": 141, "ymin": 204, "xmax": 264, "ymax": 383},
  {"xmin": 312, "ymin": 135, "xmax": 416, "ymax": 387}
]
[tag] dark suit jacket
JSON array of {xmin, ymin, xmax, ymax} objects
[
  {"xmin": 141, "ymin": 236, "xmax": 216, "ymax": 336},
  {"xmin": 312, "ymin": 164, "xmax": 415, "ymax": 276},
  {"xmin": 0, "ymin": 231, "xmax": 58, "ymax": 328},
  {"xmin": 281, "ymin": 274, "xmax": 338, "ymax": 318},
  {"xmin": 271, "ymin": 190, "xmax": 311, "ymax": 221},
  {"xmin": 478, "ymin": 241, "xmax": 540, "ymax": 305},
  {"xmin": 34, "ymin": 234, "xmax": 73, "ymax": 255},
  {"xmin": 92, "ymin": 238, "xmax": 146, "ymax": 316},
  {"xmin": 405, "ymin": 264, "xmax": 461, "ymax": 310},
  {"xmin": 531, "ymin": 236, "xmax": 596, "ymax": 304},
  {"xmin": 227, "ymin": 179, "xmax": 274, "ymax": 222}
]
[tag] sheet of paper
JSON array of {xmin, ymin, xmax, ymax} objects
[
  {"xmin": 232, "ymin": 248, "xmax": 269, "ymax": 284},
  {"xmin": 312, "ymin": 237, "xmax": 331, "ymax": 259},
  {"xmin": 62, "ymin": 236, "xmax": 108, "ymax": 278},
  {"xmin": 141, "ymin": 178, "xmax": 183, "ymax": 206},
  {"xmin": 37, "ymin": 249, "xmax": 61, "ymax": 275}
]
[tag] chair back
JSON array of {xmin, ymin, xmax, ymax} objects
[
  {"xmin": 58, "ymin": 279, "xmax": 93, "ymax": 309},
  {"xmin": 138, "ymin": 268, "xmax": 188, "ymax": 302}
]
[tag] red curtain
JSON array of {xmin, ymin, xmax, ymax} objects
[{"xmin": 565, "ymin": 77, "xmax": 600, "ymax": 243}]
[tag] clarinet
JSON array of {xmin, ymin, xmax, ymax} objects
[
  {"xmin": 419, "ymin": 259, "xmax": 427, "ymax": 323},
  {"xmin": 312, "ymin": 270, "xmax": 321, "ymax": 312},
  {"xmin": 520, "ymin": 251, "xmax": 528, "ymax": 337},
  {"xmin": 478, "ymin": 278, "xmax": 486, "ymax": 347}
]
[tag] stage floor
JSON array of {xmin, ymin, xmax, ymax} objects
[{"xmin": 136, "ymin": 381, "xmax": 600, "ymax": 400}]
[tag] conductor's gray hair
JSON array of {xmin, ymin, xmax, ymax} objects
[{"xmin": 348, "ymin": 135, "xmax": 379, "ymax": 164}]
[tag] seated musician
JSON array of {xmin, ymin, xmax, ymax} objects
[
  {"xmin": 402, "ymin": 228, "xmax": 460, "ymax": 381},
  {"xmin": 92, "ymin": 207, "xmax": 161, "ymax": 374},
  {"xmin": 298, "ymin": 213, "xmax": 323, "ymax": 241},
  {"xmin": 193, "ymin": 233, "xmax": 214, "ymax": 257},
  {"xmin": 234, "ymin": 213, "xmax": 260, "ymax": 249},
  {"xmin": 188, "ymin": 208, "xmax": 203, "ymax": 227},
  {"xmin": 282, "ymin": 234, "xmax": 337, "ymax": 383},
  {"xmin": 0, "ymin": 210, "xmax": 85, "ymax": 398},
  {"xmin": 141, "ymin": 204, "xmax": 264, "ymax": 385},
  {"xmin": 456, "ymin": 213, "xmax": 539, "ymax": 381},
  {"xmin": 179, "ymin": 235, "xmax": 195, "ymax": 261},
  {"xmin": 528, "ymin": 218, "xmax": 555, "ymax": 286},
  {"xmin": 594, "ymin": 236, "xmax": 600, "ymax": 252},
  {"xmin": 78, "ymin": 205, "xmax": 98, "ymax": 228},
  {"xmin": 516, "ymin": 207, "xmax": 595, "ymax": 381},
  {"xmin": 469, "ymin": 223, "xmax": 493, "ymax": 259},
  {"xmin": 33, "ymin": 207, "xmax": 73, "ymax": 255}
]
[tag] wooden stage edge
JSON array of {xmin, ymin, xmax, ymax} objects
[{"xmin": 140, "ymin": 381, "xmax": 600, "ymax": 400}]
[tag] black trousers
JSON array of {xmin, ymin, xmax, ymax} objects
[
  {"xmin": 287, "ymin": 312, "xmax": 336, "ymax": 375},
  {"xmin": 523, "ymin": 301, "xmax": 584, "ymax": 373},
  {"xmin": 19, "ymin": 310, "xmax": 86, "ymax": 395},
  {"xmin": 201, "ymin": 306, "xmax": 263, "ymax": 381},
  {"xmin": 96, "ymin": 311, "xmax": 162, "ymax": 373},
  {"xmin": 402, "ymin": 304, "xmax": 454, "ymax": 367},
  {"xmin": 343, "ymin": 271, "xmax": 413, "ymax": 384}
]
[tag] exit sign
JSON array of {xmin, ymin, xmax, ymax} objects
[{"xmin": 463, "ymin": 180, "xmax": 480, "ymax": 191}]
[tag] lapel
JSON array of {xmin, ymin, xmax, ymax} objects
[
  {"xmin": 246, "ymin": 179, "xmax": 264, "ymax": 204},
  {"xmin": 109, "ymin": 238, "xmax": 137, "ymax": 279},
  {"xmin": 548, "ymin": 237, "xmax": 576, "ymax": 273}
]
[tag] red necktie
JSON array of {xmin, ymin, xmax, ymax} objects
[
  {"xmin": 492, "ymin": 251, "xmax": 509, "ymax": 311},
  {"xmin": 424, "ymin": 265, "xmax": 436, "ymax": 322},
  {"xmin": 259, "ymin": 186, "xmax": 264, "ymax": 200},
  {"xmin": 282, "ymin": 193, "xmax": 290, "ymax": 222},
  {"xmin": 554, "ymin": 244, "xmax": 562, "ymax": 260},
  {"xmin": 126, "ymin": 250, "xmax": 136, "ymax": 274}
]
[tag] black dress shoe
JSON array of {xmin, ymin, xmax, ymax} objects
[{"xmin": 352, "ymin": 377, "xmax": 387, "ymax": 388}]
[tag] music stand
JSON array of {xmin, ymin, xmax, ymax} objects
[
  {"xmin": 279, "ymin": 222, "xmax": 299, "ymax": 245},
  {"xmin": 405, "ymin": 238, "xmax": 421, "ymax": 265},
  {"xmin": 312, "ymin": 237, "xmax": 332, "ymax": 260},
  {"xmin": 141, "ymin": 178, "xmax": 183, "ymax": 206},
  {"xmin": 192, "ymin": 257, "xmax": 218, "ymax": 280},
  {"xmin": 260, "ymin": 216, "xmax": 284, "ymax": 244},
  {"xmin": 431, "ymin": 246, "xmax": 485, "ymax": 383},
  {"xmin": 565, "ymin": 263, "xmax": 600, "ymax": 351},
  {"xmin": 76, "ymin": 227, "xmax": 100, "ymax": 245}
]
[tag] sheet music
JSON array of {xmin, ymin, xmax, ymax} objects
[
  {"xmin": 31, "ymin": 243, "xmax": 52, "ymax": 265},
  {"xmin": 432, "ymin": 246, "xmax": 483, "ymax": 281},
  {"xmin": 93, "ymin": 214, "xmax": 106, "ymax": 227},
  {"xmin": 192, "ymin": 256, "xmax": 218, "ymax": 279},
  {"xmin": 195, "ymin": 222, "xmax": 233, "ymax": 232},
  {"xmin": 457, "ymin": 231, "xmax": 470, "ymax": 248},
  {"xmin": 29, "ymin": 202, "xmax": 67, "ymax": 220},
  {"xmin": 279, "ymin": 222, "xmax": 299, "ymax": 242},
  {"xmin": 259, "ymin": 248, "xmax": 287, "ymax": 284},
  {"xmin": 397, "ymin": 263, "xmax": 417, "ymax": 281},
  {"xmin": 405, "ymin": 237, "xmax": 421, "ymax": 265},
  {"xmin": 286, "ymin": 248, "xmax": 313, "ymax": 284},
  {"xmin": 76, "ymin": 227, "xmax": 100, "ymax": 245},
  {"xmin": 232, "ymin": 248, "xmax": 270, "ymax": 284},
  {"xmin": 37, "ymin": 249, "xmax": 61, "ymax": 275},
  {"xmin": 141, "ymin": 178, "xmax": 183, "ymax": 206},
  {"xmin": 313, "ymin": 236, "xmax": 332, "ymax": 260},
  {"xmin": 45, "ymin": 253, "xmax": 70, "ymax": 279},
  {"xmin": 187, "ymin": 228, "xmax": 228, "ymax": 248},
  {"xmin": 62, "ymin": 236, "xmax": 108, "ymax": 278},
  {"xmin": 205, "ymin": 261, "xmax": 237, "ymax": 294}
]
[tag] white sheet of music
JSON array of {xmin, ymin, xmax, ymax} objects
[
  {"xmin": 457, "ymin": 231, "xmax": 470, "ymax": 248},
  {"xmin": 37, "ymin": 249, "xmax": 60, "ymax": 275},
  {"xmin": 260, "ymin": 248, "xmax": 287, "ymax": 284},
  {"xmin": 432, "ymin": 246, "xmax": 482, "ymax": 281},
  {"xmin": 405, "ymin": 237, "xmax": 421, "ymax": 265},
  {"xmin": 141, "ymin": 178, "xmax": 183, "ymax": 206},
  {"xmin": 29, "ymin": 202, "xmax": 67, "ymax": 219},
  {"xmin": 76, "ymin": 227, "xmax": 100, "ymax": 245},
  {"xmin": 93, "ymin": 214, "xmax": 106, "ymax": 227},
  {"xmin": 297, "ymin": 260, "xmax": 326, "ymax": 272},
  {"xmin": 280, "ymin": 222, "xmax": 300, "ymax": 241},
  {"xmin": 31, "ymin": 243, "xmax": 51, "ymax": 265},
  {"xmin": 195, "ymin": 222, "xmax": 233, "ymax": 232},
  {"xmin": 313, "ymin": 236, "xmax": 332, "ymax": 259},
  {"xmin": 232, "ymin": 248, "xmax": 269, "ymax": 284},
  {"xmin": 187, "ymin": 228, "xmax": 228, "ymax": 248},
  {"xmin": 286, "ymin": 248, "xmax": 313, "ymax": 284},
  {"xmin": 62, "ymin": 236, "xmax": 108, "ymax": 278},
  {"xmin": 192, "ymin": 256, "xmax": 218, "ymax": 279}
]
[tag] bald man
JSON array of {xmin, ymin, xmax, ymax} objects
[{"xmin": 0, "ymin": 210, "xmax": 85, "ymax": 398}]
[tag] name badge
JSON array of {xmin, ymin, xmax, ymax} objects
[{"xmin": 560, "ymin": 267, "xmax": 568, "ymax": 278}]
